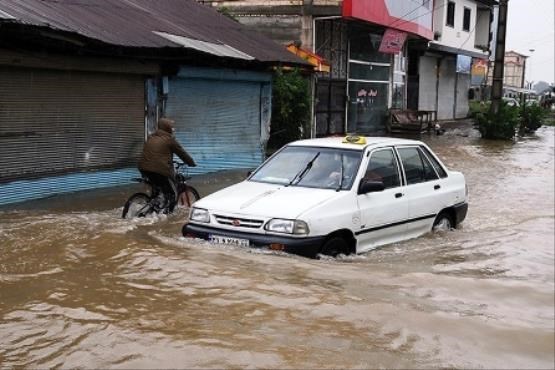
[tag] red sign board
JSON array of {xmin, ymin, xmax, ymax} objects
[
  {"xmin": 343, "ymin": 0, "xmax": 433, "ymax": 40},
  {"xmin": 378, "ymin": 29, "xmax": 408, "ymax": 54}
]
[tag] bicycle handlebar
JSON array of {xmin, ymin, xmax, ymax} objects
[{"xmin": 173, "ymin": 160, "xmax": 188, "ymax": 168}]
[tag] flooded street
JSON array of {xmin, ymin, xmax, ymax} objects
[{"xmin": 1, "ymin": 126, "xmax": 553, "ymax": 369}]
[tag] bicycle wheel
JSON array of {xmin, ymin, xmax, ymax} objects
[
  {"xmin": 176, "ymin": 186, "xmax": 201, "ymax": 209},
  {"xmin": 122, "ymin": 193, "xmax": 154, "ymax": 218}
]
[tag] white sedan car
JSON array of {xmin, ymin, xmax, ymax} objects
[{"xmin": 183, "ymin": 136, "xmax": 468, "ymax": 258}]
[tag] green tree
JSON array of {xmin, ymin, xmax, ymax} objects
[
  {"xmin": 519, "ymin": 103, "xmax": 547, "ymax": 133},
  {"xmin": 476, "ymin": 101, "xmax": 520, "ymax": 140},
  {"xmin": 268, "ymin": 68, "xmax": 311, "ymax": 151}
]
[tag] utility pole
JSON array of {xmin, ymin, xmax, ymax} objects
[{"xmin": 490, "ymin": 0, "xmax": 509, "ymax": 114}]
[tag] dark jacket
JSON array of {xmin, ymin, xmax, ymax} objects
[{"xmin": 138, "ymin": 119, "xmax": 196, "ymax": 178}]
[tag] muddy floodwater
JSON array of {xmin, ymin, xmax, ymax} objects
[{"xmin": 1, "ymin": 126, "xmax": 554, "ymax": 369}]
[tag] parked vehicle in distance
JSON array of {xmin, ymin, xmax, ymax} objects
[
  {"xmin": 182, "ymin": 136, "xmax": 468, "ymax": 258},
  {"xmin": 502, "ymin": 97, "xmax": 520, "ymax": 107},
  {"xmin": 525, "ymin": 98, "xmax": 539, "ymax": 106}
]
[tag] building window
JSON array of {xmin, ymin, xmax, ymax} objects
[
  {"xmin": 463, "ymin": 7, "xmax": 471, "ymax": 31},
  {"xmin": 446, "ymin": 1, "xmax": 455, "ymax": 27}
]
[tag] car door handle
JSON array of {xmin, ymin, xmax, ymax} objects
[
  {"xmin": 434, "ymin": 184, "xmax": 441, "ymax": 190},
  {"xmin": 395, "ymin": 192, "xmax": 404, "ymax": 198}
]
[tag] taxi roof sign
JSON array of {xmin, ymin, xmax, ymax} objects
[{"xmin": 342, "ymin": 135, "xmax": 367, "ymax": 145}]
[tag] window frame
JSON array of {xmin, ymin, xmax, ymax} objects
[
  {"xmin": 419, "ymin": 145, "xmax": 448, "ymax": 178},
  {"xmin": 394, "ymin": 146, "xmax": 442, "ymax": 186},
  {"xmin": 364, "ymin": 146, "xmax": 403, "ymax": 190},
  {"xmin": 462, "ymin": 6, "xmax": 472, "ymax": 32},
  {"xmin": 446, "ymin": 1, "xmax": 456, "ymax": 28}
]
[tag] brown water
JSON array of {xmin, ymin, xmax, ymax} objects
[{"xmin": 1, "ymin": 126, "xmax": 554, "ymax": 369}]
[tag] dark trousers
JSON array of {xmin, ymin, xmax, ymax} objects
[{"xmin": 140, "ymin": 170, "xmax": 177, "ymax": 210}]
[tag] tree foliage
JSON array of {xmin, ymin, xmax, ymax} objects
[
  {"xmin": 519, "ymin": 104, "xmax": 547, "ymax": 133},
  {"xmin": 474, "ymin": 100, "xmax": 550, "ymax": 140},
  {"xmin": 268, "ymin": 68, "xmax": 311, "ymax": 151},
  {"xmin": 475, "ymin": 101, "xmax": 520, "ymax": 140}
]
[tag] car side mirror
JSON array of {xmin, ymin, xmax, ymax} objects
[
  {"xmin": 358, "ymin": 179, "xmax": 385, "ymax": 195},
  {"xmin": 246, "ymin": 170, "xmax": 252, "ymax": 179}
]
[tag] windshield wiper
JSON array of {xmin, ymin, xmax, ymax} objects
[
  {"xmin": 336, "ymin": 153, "xmax": 344, "ymax": 192},
  {"xmin": 287, "ymin": 152, "xmax": 320, "ymax": 186}
]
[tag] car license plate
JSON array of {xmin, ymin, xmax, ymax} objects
[{"xmin": 209, "ymin": 234, "xmax": 250, "ymax": 247}]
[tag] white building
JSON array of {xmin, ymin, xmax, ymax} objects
[{"xmin": 411, "ymin": 0, "xmax": 496, "ymax": 120}]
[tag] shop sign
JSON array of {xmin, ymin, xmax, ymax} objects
[
  {"xmin": 471, "ymin": 58, "xmax": 488, "ymax": 85},
  {"xmin": 378, "ymin": 29, "xmax": 407, "ymax": 54},
  {"xmin": 456, "ymin": 55, "xmax": 472, "ymax": 74}
]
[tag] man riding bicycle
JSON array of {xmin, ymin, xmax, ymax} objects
[{"xmin": 138, "ymin": 117, "xmax": 196, "ymax": 212}]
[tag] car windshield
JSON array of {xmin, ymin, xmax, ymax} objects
[{"xmin": 250, "ymin": 146, "xmax": 363, "ymax": 190}]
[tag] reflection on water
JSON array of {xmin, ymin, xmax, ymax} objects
[{"xmin": 1, "ymin": 127, "xmax": 553, "ymax": 368}]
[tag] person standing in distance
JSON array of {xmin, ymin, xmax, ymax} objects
[{"xmin": 138, "ymin": 117, "xmax": 196, "ymax": 212}]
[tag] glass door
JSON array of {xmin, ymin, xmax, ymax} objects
[{"xmin": 347, "ymin": 31, "xmax": 391, "ymax": 134}]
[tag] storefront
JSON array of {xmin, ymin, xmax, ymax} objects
[
  {"xmin": 0, "ymin": 63, "xmax": 147, "ymax": 205},
  {"xmin": 313, "ymin": 0, "xmax": 432, "ymax": 136},
  {"xmin": 165, "ymin": 67, "xmax": 272, "ymax": 175}
]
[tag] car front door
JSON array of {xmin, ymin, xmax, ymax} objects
[{"xmin": 355, "ymin": 147, "xmax": 409, "ymax": 253}]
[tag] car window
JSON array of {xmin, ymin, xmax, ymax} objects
[
  {"xmin": 418, "ymin": 149, "xmax": 439, "ymax": 181},
  {"xmin": 365, "ymin": 148, "xmax": 400, "ymax": 189},
  {"xmin": 397, "ymin": 147, "xmax": 427, "ymax": 185},
  {"xmin": 249, "ymin": 146, "xmax": 363, "ymax": 190},
  {"xmin": 420, "ymin": 146, "xmax": 447, "ymax": 178}
]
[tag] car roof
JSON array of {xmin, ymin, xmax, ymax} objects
[{"xmin": 287, "ymin": 136, "xmax": 423, "ymax": 151}]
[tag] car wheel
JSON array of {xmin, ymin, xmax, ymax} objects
[
  {"xmin": 433, "ymin": 211, "xmax": 454, "ymax": 232},
  {"xmin": 320, "ymin": 236, "xmax": 349, "ymax": 257}
]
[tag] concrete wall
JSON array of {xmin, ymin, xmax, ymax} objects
[
  {"xmin": 197, "ymin": 0, "xmax": 342, "ymax": 49},
  {"xmin": 418, "ymin": 55, "xmax": 438, "ymax": 111},
  {"xmin": 234, "ymin": 15, "xmax": 303, "ymax": 45},
  {"xmin": 433, "ymin": 0, "xmax": 488, "ymax": 56}
]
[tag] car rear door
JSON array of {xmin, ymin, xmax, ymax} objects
[
  {"xmin": 355, "ymin": 147, "xmax": 409, "ymax": 253},
  {"xmin": 395, "ymin": 146, "xmax": 445, "ymax": 236}
]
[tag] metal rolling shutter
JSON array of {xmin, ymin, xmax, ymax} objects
[
  {"xmin": 0, "ymin": 67, "xmax": 144, "ymax": 183},
  {"xmin": 166, "ymin": 78, "xmax": 263, "ymax": 174}
]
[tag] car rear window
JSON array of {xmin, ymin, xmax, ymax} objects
[{"xmin": 420, "ymin": 146, "xmax": 448, "ymax": 178}]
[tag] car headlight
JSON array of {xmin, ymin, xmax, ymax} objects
[
  {"xmin": 189, "ymin": 207, "xmax": 210, "ymax": 223},
  {"xmin": 264, "ymin": 219, "xmax": 309, "ymax": 235}
]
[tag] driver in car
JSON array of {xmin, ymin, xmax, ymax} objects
[
  {"xmin": 300, "ymin": 153, "xmax": 343, "ymax": 188},
  {"xmin": 138, "ymin": 117, "xmax": 196, "ymax": 212}
]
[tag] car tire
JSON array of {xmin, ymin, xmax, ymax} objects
[
  {"xmin": 319, "ymin": 236, "xmax": 349, "ymax": 257},
  {"xmin": 433, "ymin": 211, "xmax": 454, "ymax": 232}
]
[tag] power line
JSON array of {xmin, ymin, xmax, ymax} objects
[
  {"xmin": 454, "ymin": 10, "xmax": 483, "ymax": 54},
  {"xmin": 387, "ymin": 1, "xmax": 431, "ymax": 28},
  {"xmin": 388, "ymin": 0, "xmax": 449, "ymax": 31}
]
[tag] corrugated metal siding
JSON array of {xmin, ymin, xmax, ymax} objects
[
  {"xmin": 0, "ymin": 66, "xmax": 144, "ymax": 205},
  {"xmin": 0, "ymin": 0, "xmax": 307, "ymax": 65},
  {"xmin": 166, "ymin": 77, "xmax": 264, "ymax": 175},
  {"xmin": 0, "ymin": 168, "xmax": 137, "ymax": 206}
]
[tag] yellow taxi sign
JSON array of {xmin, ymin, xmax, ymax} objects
[{"xmin": 342, "ymin": 135, "xmax": 367, "ymax": 145}]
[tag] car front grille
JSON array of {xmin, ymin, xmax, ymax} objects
[{"xmin": 214, "ymin": 214, "xmax": 264, "ymax": 229}]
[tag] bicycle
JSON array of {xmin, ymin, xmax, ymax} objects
[{"xmin": 122, "ymin": 161, "xmax": 201, "ymax": 219}]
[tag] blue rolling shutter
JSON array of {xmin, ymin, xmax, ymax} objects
[{"xmin": 166, "ymin": 68, "xmax": 271, "ymax": 175}]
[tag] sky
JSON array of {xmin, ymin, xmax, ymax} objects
[{"xmin": 506, "ymin": 0, "xmax": 554, "ymax": 84}]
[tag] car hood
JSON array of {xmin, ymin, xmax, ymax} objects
[{"xmin": 195, "ymin": 181, "xmax": 340, "ymax": 219}]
